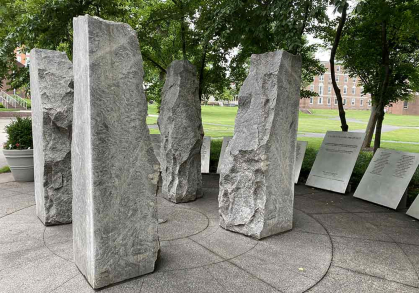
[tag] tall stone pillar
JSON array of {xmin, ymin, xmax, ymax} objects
[
  {"xmin": 158, "ymin": 60, "xmax": 204, "ymax": 203},
  {"xmin": 30, "ymin": 49, "xmax": 73, "ymax": 226},
  {"xmin": 218, "ymin": 51, "xmax": 302, "ymax": 240},
  {"xmin": 72, "ymin": 15, "xmax": 160, "ymax": 289}
]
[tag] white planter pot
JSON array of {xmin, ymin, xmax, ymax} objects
[{"xmin": 3, "ymin": 149, "xmax": 34, "ymax": 182}]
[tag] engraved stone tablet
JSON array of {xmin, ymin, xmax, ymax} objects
[
  {"xmin": 354, "ymin": 149, "xmax": 419, "ymax": 209},
  {"xmin": 216, "ymin": 136, "xmax": 232, "ymax": 174},
  {"xmin": 306, "ymin": 131, "xmax": 365, "ymax": 193},
  {"xmin": 30, "ymin": 49, "xmax": 73, "ymax": 226},
  {"xmin": 407, "ymin": 194, "xmax": 419, "ymax": 220},
  {"xmin": 72, "ymin": 15, "xmax": 160, "ymax": 289},
  {"xmin": 295, "ymin": 141, "xmax": 308, "ymax": 184},
  {"xmin": 201, "ymin": 136, "xmax": 211, "ymax": 173}
]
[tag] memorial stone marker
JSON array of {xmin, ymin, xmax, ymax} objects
[
  {"xmin": 72, "ymin": 16, "xmax": 160, "ymax": 289},
  {"xmin": 306, "ymin": 131, "xmax": 365, "ymax": 194},
  {"xmin": 158, "ymin": 60, "xmax": 204, "ymax": 203},
  {"xmin": 407, "ymin": 194, "xmax": 419, "ymax": 220},
  {"xmin": 30, "ymin": 49, "xmax": 73, "ymax": 226},
  {"xmin": 219, "ymin": 50, "xmax": 302, "ymax": 239},
  {"xmin": 354, "ymin": 149, "xmax": 419, "ymax": 209},
  {"xmin": 201, "ymin": 136, "xmax": 211, "ymax": 173},
  {"xmin": 295, "ymin": 141, "xmax": 308, "ymax": 184},
  {"xmin": 216, "ymin": 136, "xmax": 232, "ymax": 174}
]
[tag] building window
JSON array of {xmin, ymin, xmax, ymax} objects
[
  {"xmin": 343, "ymin": 86, "xmax": 347, "ymax": 94},
  {"xmin": 336, "ymin": 76, "xmax": 339, "ymax": 82},
  {"xmin": 343, "ymin": 98, "xmax": 347, "ymax": 105},
  {"xmin": 351, "ymin": 98, "xmax": 355, "ymax": 106},
  {"xmin": 17, "ymin": 56, "xmax": 22, "ymax": 63},
  {"xmin": 404, "ymin": 101, "xmax": 408, "ymax": 109},
  {"xmin": 328, "ymin": 86, "xmax": 331, "ymax": 94},
  {"xmin": 368, "ymin": 99, "xmax": 371, "ymax": 106},
  {"xmin": 334, "ymin": 98, "xmax": 338, "ymax": 105},
  {"xmin": 353, "ymin": 77, "xmax": 357, "ymax": 83},
  {"xmin": 310, "ymin": 85, "xmax": 314, "ymax": 91},
  {"xmin": 318, "ymin": 97, "xmax": 323, "ymax": 104},
  {"xmin": 344, "ymin": 75, "xmax": 348, "ymax": 83},
  {"xmin": 360, "ymin": 99, "xmax": 364, "ymax": 107},
  {"xmin": 337, "ymin": 66, "xmax": 340, "ymax": 72},
  {"xmin": 319, "ymin": 75, "xmax": 324, "ymax": 81},
  {"xmin": 319, "ymin": 85, "xmax": 323, "ymax": 96},
  {"xmin": 310, "ymin": 97, "xmax": 313, "ymax": 104},
  {"xmin": 327, "ymin": 98, "xmax": 331, "ymax": 105},
  {"xmin": 352, "ymin": 87, "xmax": 356, "ymax": 95}
]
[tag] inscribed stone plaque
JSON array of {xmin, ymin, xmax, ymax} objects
[
  {"xmin": 216, "ymin": 136, "xmax": 232, "ymax": 174},
  {"xmin": 30, "ymin": 49, "xmax": 73, "ymax": 226},
  {"xmin": 72, "ymin": 15, "xmax": 159, "ymax": 289},
  {"xmin": 201, "ymin": 136, "xmax": 211, "ymax": 173},
  {"xmin": 295, "ymin": 141, "xmax": 308, "ymax": 184},
  {"xmin": 306, "ymin": 131, "xmax": 365, "ymax": 193},
  {"xmin": 354, "ymin": 149, "xmax": 419, "ymax": 209},
  {"xmin": 407, "ymin": 194, "xmax": 419, "ymax": 220}
]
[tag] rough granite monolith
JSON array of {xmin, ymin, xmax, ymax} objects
[
  {"xmin": 218, "ymin": 50, "xmax": 301, "ymax": 240},
  {"xmin": 72, "ymin": 15, "xmax": 160, "ymax": 289},
  {"xmin": 30, "ymin": 49, "xmax": 73, "ymax": 226},
  {"xmin": 158, "ymin": 60, "xmax": 204, "ymax": 203}
]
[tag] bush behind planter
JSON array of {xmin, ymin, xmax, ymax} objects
[{"xmin": 3, "ymin": 117, "xmax": 33, "ymax": 150}]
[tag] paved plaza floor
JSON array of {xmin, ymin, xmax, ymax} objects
[{"xmin": 1, "ymin": 174, "xmax": 419, "ymax": 292}]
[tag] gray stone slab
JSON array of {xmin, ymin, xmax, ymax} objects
[
  {"xmin": 201, "ymin": 136, "xmax": 211, "ymax": 173},
  {"xmin": 332, "ymin": 236, "xmax": 419, "ymax": 287},
  {"xmin": 216, "ymin": 136, "xmax": 232, "ymax": 174},
  {"xmin": 354, "ymin": 212, "xmax": 419, "ymax": 229},
  {"xmin": 30, "ymin": 49, "xmax": 73, "ymax": 226},
  {"xmin": 158, "ymin": 60, "xmax": 204, "ymax": 203},
  {"xmin": 354, "ymin": 149, "xmax": 419, "ymax": 210},
  {"xmin": 72, "ymin": 15, "xmax": 160, "ymax": 289},
  {"xmin": 150, "ymin": 133, "xmax": 161, "ymax": 164},
  {"xmin": 219, "ymin": 50, "xmax": 301, "ymax": 239},
  {"xmin": 295, "ymin": 141, "xmax": 308, "ymax": 184},
  {"xmin": 306, "ymin": 131, "xmax": 365, "ymax": 194},
  {"xmin": 308, "ymin": 266, "xmax": 419, "ymax": 293},
  {"xmin": 407, "ymin": 194, "xmax": 419, "ymax": 220},
  {"xmin": 294, "ymin": 196, "xmax": 348, "ymax": 214}
]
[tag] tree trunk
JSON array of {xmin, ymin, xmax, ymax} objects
[
  {"xmin": 373, "ymin": 101, "xmax": 385, "ymax": 153},
  {"xmin": 330, "ymin": 2, "xmax": 349, "ymax": 132},
  {"xmin": 373, "ymin": 21, "xmax": 391, "ymax": 154},
  {"xmin": 362, "ymin": 103, "xmax": 377, "ymax": 148},
  {"xmin": 198, "ymin": 42, "xmax": 208, "ymax": 102}
]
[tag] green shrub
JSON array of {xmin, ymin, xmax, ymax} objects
[
  {"xmin": 3, "ymin": 117, "xmax": 33, "ymax": 150},
  {"xmin": 350, "ymin": 151, "xmax": 374, "ymax": 189},
  {"xmin": 0, "ymin": 166, "xmax": 10, "ymax": 173},
  {"xmin": 0, "ymin": 103, "xmax": 4, "ymax": 108},
  {"xmin": 210, "ymin": 139, "xmax": 223, "ymax": 172}
]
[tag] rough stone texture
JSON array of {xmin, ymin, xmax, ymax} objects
[
  {"xmin": 158, "ymin": 60, "xmax": 204, "ymax": 203},
  {"xmin": 218, "ymin": 50, "xmax": 302, "ymax": 239},
  {"xmin": 72, "ymin": 15, "xmax": 160, "ymax": 289},
  {"xmin": 30, "ymin": 49, "xmax": 73, "ymax": 226}
]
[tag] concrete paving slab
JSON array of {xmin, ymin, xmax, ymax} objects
[
  {"xmin": 312, "ymin": 213, "xmax": 393, "ymax": 241},
  {"xmin": 0, "ymin": 192, "xmax": 34, "ymax": 217},
  {"xmin": 308, "ymin": 266, "xmax": 419, "ymax": 293},
  {"xmin": 2, "ymin": 177, "xmax": 419, "ymax": 292},
  {"xmin": 332, "ymin": 236, "xmax": 419, "ymax": 287}
]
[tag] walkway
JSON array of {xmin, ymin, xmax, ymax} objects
[{"xmin": 1, "ymin": 174, "xmax": 419, "ymax": 292}]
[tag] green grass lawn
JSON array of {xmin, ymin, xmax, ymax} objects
[
  {"xmin": 147, "ymin": 104, "xmax": 419, "ymax": 152},
  {"xmin": 0, "ymin": 108, "xmax": 19, "ymax": 112}
]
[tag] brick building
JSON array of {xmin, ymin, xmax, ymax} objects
[
  {"xmin": 387, "ymin": 93, "xmax": 419, "ymax": 115},
  {"xmin": 300, "ymin": 61, "xmax": 372, "ymax": 111},
  {"xmin": 1, "ymin": 48, "xmax": 29, "ymax": 98}
]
